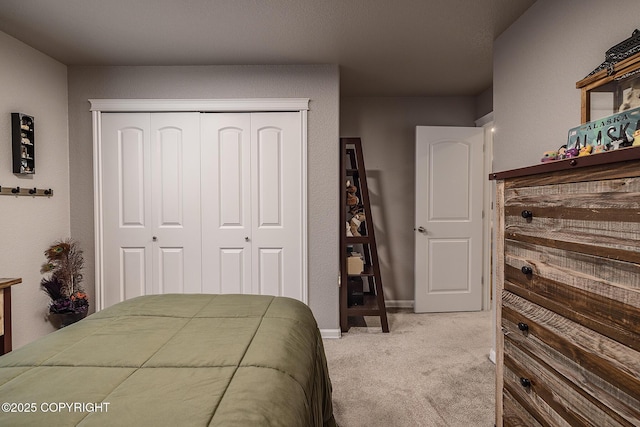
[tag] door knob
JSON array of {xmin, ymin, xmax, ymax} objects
[
  {"xmin": 152, "ymin": 236, "xmax": 157, "ymax": 242},
  {"xmin": 245, "ymin": 236, "xmax": 250, "ymax": 242},
  {"xmin": 415, "ymin": 226, "xmax": 426, "ymax": 233}
]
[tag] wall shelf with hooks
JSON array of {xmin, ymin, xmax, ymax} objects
[{"xmin": 0, "ymin": 186, "xmax": 53, "ymax": 197}]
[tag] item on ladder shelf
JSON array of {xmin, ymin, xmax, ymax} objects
[
  {"xmin": 339, "ymin": 137, "xmax": 389, "ymax": 333},
  {"xmin": 348, "ymin": 212, "xmax": 366, "ymax": 237},
  {"xmin": 347, "ymin": 277, "xmax": 364, "ymax": 306},
  {"xmin": 346, "ymin": 180, "xmax": 359, "ymax": 207},
  {"xmin": 347, "ymin": 252, "xmax": 364, "ymax": 275}
]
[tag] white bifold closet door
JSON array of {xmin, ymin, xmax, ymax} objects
[
  {"xmin": 99, "ymin": 112, "xmax": 302, "ymax": 309},
  {"xmin": 200, "ymin": 113, "xmax": 303, "ymax": 300},
  {"xmin": 100, "ymin": 113, "xmax": 202, "ymax": 309}
]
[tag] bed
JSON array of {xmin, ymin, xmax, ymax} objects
[{"xmin": 0, "ymin": 294, "xmax": 336, "ymax": 426}]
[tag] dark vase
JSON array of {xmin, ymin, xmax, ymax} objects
[{"xmin": 48, "ymin": 308, "xmax": 88, "ymax": 329}]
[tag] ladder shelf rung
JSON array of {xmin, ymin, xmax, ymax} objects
[
  {"xmin": 347, "ymin": 264, "xmax": 374, "ymax": 277},
  {"xmin": 345, "ymin": 236, "xmax": 371, "ymax": 244},
  {"xmin": 346, "ymin": 295, "xmax": 384, "ymax": 314}
]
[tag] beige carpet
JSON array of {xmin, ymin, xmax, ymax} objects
[{"xmin": 323, "ymin": 309, "xmax": 495, "ymax": 427}]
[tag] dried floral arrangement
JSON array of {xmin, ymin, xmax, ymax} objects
[{"xmin": 40, "ymin": 239, "xmax": 89, "ymax": 314}]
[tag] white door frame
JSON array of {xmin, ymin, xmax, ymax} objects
[
  {"xmin": 475, "ymin": 112, "xmax": 494, "ymax": 312},
  {"xmin": 90, "ymin": 98, "xmax": 309, "ymax": 311},
  {"xmin": 475, "ymin": 111, "xmax": 496, "ymax": 362}
]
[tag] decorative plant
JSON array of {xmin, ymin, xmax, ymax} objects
[{"xmin": 40, "ymin": 239, "xmax": 88, "ymax": 314}]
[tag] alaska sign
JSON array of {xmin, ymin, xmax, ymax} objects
[{"xmin": 567, "ymin": 106, "xmax": 640, "ymax": 150}]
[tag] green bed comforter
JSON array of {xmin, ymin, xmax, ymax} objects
[{"xmin": 0, "ymin": 294, "xmax": 336, "ymax": 426}]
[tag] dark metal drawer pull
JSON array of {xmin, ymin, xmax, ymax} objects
[
  {"xmin": 521, "ymin": 266, "xmax": 533, "ymax": 275},
  {"xmin": 520, "ymin": 378, "xmax": 531, "ymax": 388},
  {"xmin": 521, "ymin": 210, "xmax": 533, "ymax": 219},
  {"xmin": 518, "ymin": 322, "xmax": 529, "ymax": 332}
]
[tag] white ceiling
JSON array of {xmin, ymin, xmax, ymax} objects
[{"xmin": 0, "ymin": 0, "xmax": 534, "ymax": 97}]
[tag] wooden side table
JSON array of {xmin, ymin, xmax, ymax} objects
[{"xmin": 0, "ymin": 278, "xmax": 21, "ymax": 355}]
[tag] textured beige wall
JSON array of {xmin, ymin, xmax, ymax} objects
[
  {"xmin": 67, "ymin": 65, "xmax": 340, "ymax": 331},
  {"xmin": 340, "ymin": 96, "xmax": 477, "ymax": 303},
  {"xmin": 0, "ymin": 31, "xmax": 69, "ymax": 348},
  {"xmin": 493, "ymin": 0, "xmax": 640, "ymax": 173}
]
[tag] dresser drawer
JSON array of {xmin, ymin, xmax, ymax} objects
[
  {"xmin": 503, "ymin": 177, "xmax": 640, "ymax": 263},
  {"xmin": 504, "ymin": 176, "xmax": 640, "ymax": 220},
  {"xmin": 502, "ymin": 291, "xmax": 640, "ymax": 426},
  {"xmin": 503, "ymin": 341, "xmax": 626, "ymax": 427},
  {"xmin": 502, "ymin": 239, "xmax": 640, "ymax": 352}
]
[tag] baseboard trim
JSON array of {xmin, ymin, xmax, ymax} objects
[
  {"xmin": 386, "ymin": 300, "xmax": 414, "ymax": 309},
  {"xmin": 321, "ymin": 329, "xmax": 341, "ymax": 339}
]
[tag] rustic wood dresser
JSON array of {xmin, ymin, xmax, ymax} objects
[{"xmin": 491, "ymin": 147, "xmax": 640, "ymax": 426}]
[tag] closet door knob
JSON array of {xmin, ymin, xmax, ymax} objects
[
  {"xmin": 520, "ymin": 378, "xmax": 531, "ymax": 388},
  {"xmin": 521, "ymin": 266, "xmax": 532, "ymax": 275},
  {"xmin": 521, "ymin": 210, "xmax": 533, "ymax": 219},
  {"xmin": 152, "ymin": 236, "xmax": 157, "ymax": 242},
  {"xmin": 518, "ymin": 322, "xmax": 529, "ymax": 332},
  {"xmin": 245, "ymin": 236, "xmax": 250, "ymax": 242}
]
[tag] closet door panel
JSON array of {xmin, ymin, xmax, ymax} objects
[
  {"xmin": 157, "ymin": 248, "xmax": 185, "ymax": 294},
  {"xmin": 101, "ymin": 113, "xmax": 153, "ymax": 308},
  {"xmin": 256, "ymin": 127, "xmax": 283, "ymax": 226},
  {"xmin": 156, "ymin": 127, "xmax": 184, "ymax": 226},
  {"xmin": 258, "ymin": 248, "xmax": 283, "ymax": 296},
  {"xmin": 120, "ymin": 132, "xmax": 146, "ymax": 226},
  {"xmin": 121, "ymin": 248, "xmax": 146, "ymax": 301},
  {"xmin": 219, "ymin": 249, "xmax": 246, "ymax": 294},
  {"xmin": 219, "ymin": 132, "xmax": 245, "ymax": 226},
  {"xmin": 150, "ymin": 114, "xmax": 202, "ymax": 294},
  {"xmin": 251, "ymin": 113, "xmax": 303, "ymax": 300},
  {"xmin": 201, "ymin": 114, "xmax": 252, "ymax": 294}
]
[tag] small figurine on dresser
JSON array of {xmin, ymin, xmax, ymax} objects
[
  {"xmin": 541, "ymin": 150, "xmax": 558, "ymax": 162},
  {"xmin": 565, "ymin": 147, "xmax": 580, "ymax": 158},
  {"xmin": 593, "ymin": 143, "xmax": 608, "ymax": 154},
  {"xmin": 579, "ymin": 145, "xmax": 593, "ymax": 156},
  {"xmin": 557, "ymin": 145, "xmax": 568, "ymax": 159}
]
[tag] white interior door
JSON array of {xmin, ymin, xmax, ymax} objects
[
  {"xmin": 414, "ymin": 126, "xmax": 484, "ymax": 313},
  {"xmin": 100, "ymin": 113, "xmax": 201, "ymax": 309}
]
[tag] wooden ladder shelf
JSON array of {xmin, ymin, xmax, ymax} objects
[{"xmin": 340, "ymin": 137, "xmax": 389, "ymax": 333}]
